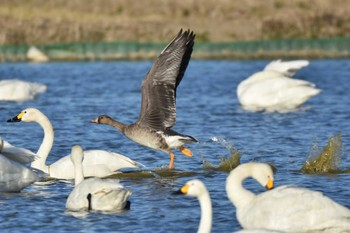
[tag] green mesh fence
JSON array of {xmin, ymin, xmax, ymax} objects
[{"xmin": 1, "ymin": 37, "xmax": 350, "ymax": 62}]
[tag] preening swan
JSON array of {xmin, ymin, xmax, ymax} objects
[
  {"xmin": 226, "ymin": 162, "xmax": 350, "ymax": 232},
  {"xmin": 174, "ymin": 179, "xmax": 212, "ymax": 233},
  {"xmin": 7, "ymin": 108, "xmax": 141, "ymax": 180},
  {"xmin": 237, "ymin": 60, "xmax": 321, "ymax": 112},
  {"xmin": 0, "ymin": 79, "xmax": 46, "ymax": 102},
  {"xmin": 66, "ymin": 145, "xmax": 131, "ymax": 211},
  {"xmin": 91, "ymin": 29, "xmax": 197, "ymax": 169},
  {"xmin": 0, "ymin": 139, "xmax": 37, "ymax": 192}
]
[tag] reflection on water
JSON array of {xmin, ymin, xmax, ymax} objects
[{"xmin": 300, "ymin": 134, "xmax": 346, "ymax": 174}]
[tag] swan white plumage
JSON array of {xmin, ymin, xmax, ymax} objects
[
  {"xmin": 7, "ymin": 108, "xmax": 141, "ymax": 180},
  {"xmin": 234, "ymin": 230, "xmax": 284, "ymax": 233},
  {"xmin": 263, "ymin": 59, "xmax": 309, "ymax": 77},
  {"xmin": 0, "ymin": 79, "xmax": 47, "ymax": 102},
  {"xmin": 0, "ymin": 137, "xmax": 37, "ymax": 164},
  {"xmin": 175, "ymin": 179, "xmax": 212, "ymax": 233},
  {"xmin": 226, "ymin": 162, "xmax": 350, "ymax": 232},
  {"xmin": 237, "ymin": 60, "xmax": 321, "ymax": 112},
  {"xmin": 66, "ymin": 145, "xmax": 131, "ymax": 211},
  {"xmin": 0, "ymin": 139, "xmax": 37, "ymax": 192}
]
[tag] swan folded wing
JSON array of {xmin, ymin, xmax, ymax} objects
[
  {"xmin": 264, "ymin": 59, "xmax": 310, "ymax": 77},
  {"xmin": 91, "ymin": 187, "xmax": 132, "ymax": 211},
  {"xmin": 244, "ymin": 186, "xmax": 350, "ymax": 230},
  {"xmin": 83, "ymin": 150, "xmax": 142, "ymax": 168},
  {"xmin": 137, "ymin": 29, "xmax": 195, "ymax": 130},
  {"xmin": 0, "ymin": 155, "xmax": 37, "ymax": 192},
  {"xmin": 0, "ymin": 140, "xmax": 37, "ymax": 164},
  {"xmin": 106, "ymin": 151, "xmax": 144, "ymax": 168}
]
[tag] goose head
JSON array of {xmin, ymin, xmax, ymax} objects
[
  {"xmin": 7, "ymin": 108, "xmax": 42, "ymax": 123},
  {"xmin": 90, "ymin": 115, "xmax": 113, "ymax": 125}
]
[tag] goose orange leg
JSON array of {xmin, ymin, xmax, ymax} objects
[
  {"xmin": 180, "ymin": 146, "xmax": 192, "ymax": 157},
  {"xmin": 168, "ymin": 152, "xmax": 175, "ymax": 169}
]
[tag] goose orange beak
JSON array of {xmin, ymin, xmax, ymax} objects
[{"xmin": 90, "ymin": 118, "xmax": 99, "ymax": 123}]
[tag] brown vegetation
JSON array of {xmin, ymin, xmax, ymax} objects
[{"xmin": 0, "ymin": 0, "xmax": 350, "ymax": 45}]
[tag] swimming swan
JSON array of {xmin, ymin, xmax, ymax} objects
[
  {"xmin": 91, "ymin": 29, "xmax": 197, "ymax": 169},
  {"xmin": 7, "ymin": 108, "xmax": 141, "ymax": 180},
  {"xmin": 226, "ymin": 162, "xmax": 350, "ymax": 232},
  {"xmin": 66, "ymin": 145, "xmax": 131, "ymax": 211},
  {"xmin": 0, "ymin": 139, "xmax": 37, "ymax": 192},
  {"xmin": 174, "ymin": 179, "xmax": 212, "ymax": 233},
  {"xmin": 237, "ymin": 60, "xmax": 321, "ymax": 112},
  {"xmin": 0, "ymin": 79, "xmax": 47, "ymax": 102}
]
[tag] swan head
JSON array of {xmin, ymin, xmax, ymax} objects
[
  {"xmin": 90, "ymin": 115, "xmax": 113, "ymax": 125},
  {"xmin": 7, "ymin": 108, "xmax": 43, "ymax": 123},
  {"xmin": 250, "ymin": 163, "xmax": 275, "ymax": 190},
  {"xmin": 70, "ymin": 145, "xmax": 84, "ymax": 165},
  {"xmin": 174, "ymin": 179, "xmax": 208, "ymax": 198}
]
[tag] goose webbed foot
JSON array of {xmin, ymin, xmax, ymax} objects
[{"xmin": 180, "ymin": 146, "xmax": 192, "ymax": 157}]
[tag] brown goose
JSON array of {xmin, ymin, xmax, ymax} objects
[{"xmin": 91, "ymin": 29, "xmax": 197, "ymax": 169}]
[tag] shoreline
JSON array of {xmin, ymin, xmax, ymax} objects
[{"xmin": 1, "ymin": 37, "xmax": 349, "ymax": 62}]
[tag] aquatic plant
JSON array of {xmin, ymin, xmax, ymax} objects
[
  {"xmin": 300, "ymin": 134, "xmax": 343, "ymax": 174},
  {"xmin": 203, "ymin": 137, "xmax": 241, "ymax": 172}
]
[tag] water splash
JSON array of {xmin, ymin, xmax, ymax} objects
[
  {"xmin": 202, "ymin": 137, "xmax": 241, "ymax": 172},
  {"xmin": 300, "ymin": 134, "xmax": 344, "ymax": 174}
]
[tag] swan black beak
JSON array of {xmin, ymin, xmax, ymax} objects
[
  {"xmin": 87, "ymin": 193, "xmax": 92, "ymax": 211},
  {"xmin": 172, "ymin": 184, "xmax": 189, "ymax": 195},
  {"xmin": 172, "ymin": 189, "xmax": 184, "ymax": 195},
  {"xmin": 7, "ymin": 116, "xmax": 21, "ymax": 122}
]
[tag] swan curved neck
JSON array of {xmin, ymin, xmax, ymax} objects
[
  {"xmin": 31, "ymin": 113, "xmax": 54, "ymax": 174},
  {"xmin": 226, "ymin": 164, "xmax": 256, "ymax": 209},
  {"xmin": 74, "ymin": 161, "xmax": 84, "ymax": 186},
  {"xmin": 198, "ymin": 192, "xmax": 212, "ymax": 233}
]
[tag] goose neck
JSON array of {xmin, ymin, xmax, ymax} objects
[{"xmin": 110, "ymin": 118, "xmax": 126, "ymax": 132}]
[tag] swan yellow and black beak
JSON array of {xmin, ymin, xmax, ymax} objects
[
  {"xmin": 173, "ymin": 184, "xmax": 189, "ymax": 195},
  {"xmin": 7, "ymin": 112, "xmax": 24, "ymax": 122},
  {"xmin": 265, "ymin": 177, "xmax": 274, "ymax": 190}
]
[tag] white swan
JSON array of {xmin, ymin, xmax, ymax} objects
[
  {"xmin": 0, "ymin": 139, "xmax": 37, "ymax": 192},
  {"xmin": 237, "ymin": 60, "xmax": 321, "ymax": 112},
  {"xmin": 7, "ymin": 108, "xmax": 141, "ymax": 180},
  {"xmin": 175, "ymin": 179, "xmax": 212, "ymax": 233},
  {"xmin": 66, "ymin": 145, "xmax": 131, "ymax": 211},
  {"xmin": 0, "ymin": 79, "xmax": 47, "ymax": 102},
  {"xmin": 226, "ymin": 162, "xmax": 350, "ymax": 232}
]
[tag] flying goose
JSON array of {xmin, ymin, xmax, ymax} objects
[{"xmin": 91, "ymin": 29, "xmax": 198, "ymax": 169}]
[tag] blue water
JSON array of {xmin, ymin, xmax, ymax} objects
[{"xmin": 0, "ymin": 59, "xmax": 350, "ymax": 232}]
